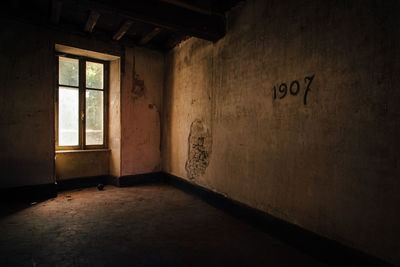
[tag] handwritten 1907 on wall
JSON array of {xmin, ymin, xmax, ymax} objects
[{"xmin": 273, "ymin": 74, "xmax": 315, "ymax": 105}]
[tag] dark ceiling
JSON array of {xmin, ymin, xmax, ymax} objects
[{"xmin": 3, "ymin": 0, "xmax": 242, "ymax": 51}]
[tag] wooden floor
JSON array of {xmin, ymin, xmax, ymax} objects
[{"xmin": 0, "ymin": 184, "xmax": 327, "ymax": 266}]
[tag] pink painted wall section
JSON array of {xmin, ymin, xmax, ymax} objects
[
  {"xmin": 121, "ymin": 47, "xmax": 164, "ymax": 176},
  {"xmin": 109, "ymin": 59, "xmax": 122, "ymax": 177}
]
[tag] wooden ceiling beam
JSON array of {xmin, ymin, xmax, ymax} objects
[
  {"xmin": 113, "ymin": 20, "xmax": 133, "ymax": 40},
  {"xmin": 69, "ymin": 0, "xmax": 226, "ymax": 42},
  {"xmin": 84, "ymin": 10, "xmax": 100, "ymax": 33},
  {"xmin": 139, "ymin": 27, "xmax": 162, "ymax": 45}
]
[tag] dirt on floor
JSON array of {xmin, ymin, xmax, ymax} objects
[{"xmin": 0, "ymin": 184, "xmax": 327, "ymax": 266}]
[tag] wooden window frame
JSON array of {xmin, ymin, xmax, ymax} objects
[{"xmin": 55, "ymin": 53, "xmax": 109, "ymax": 151}]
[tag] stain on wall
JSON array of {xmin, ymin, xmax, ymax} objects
[
  {"xmin": 132, "ymin": 74, "xmax": 146, "ymax": 100},
  {"xmin": 185, "ymin": 120, "xmax": 212, "ymax": 179}
]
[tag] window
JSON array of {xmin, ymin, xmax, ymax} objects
[{"xmin": 56, "ymin": 54, "xmax": 108, "ymax": 150}]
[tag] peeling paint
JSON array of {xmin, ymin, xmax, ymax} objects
[
  {"xmin": 131, "ymin": 74, "xmax": 145, "ymax": 99},
  {"xmin": 185, "ymin": 120, "xmax": 212, "ymax": 179}
]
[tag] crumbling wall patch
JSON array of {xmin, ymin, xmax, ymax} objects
[
  {"xmin": 131, "ymin": 74, "xmax": 145, "ymax": 99},
  {"xmin": 185, "ymin": 120, "xmax": 212, "ymax": 179}
]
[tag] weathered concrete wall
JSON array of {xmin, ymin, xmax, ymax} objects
[
  {"xmin": 0, "ymin": 19, "xmax": 55, "ymax": 188},
  {"xmin": 121, "ymin": 47, "xmax": 163, "ymax": 176},
  {"xmin": 55, "ymin": 150, "xmax": 109, "ymax": 180},
  {"xmin": 162, "ymin": 0, "xmax": 400, "ymax": 264}
]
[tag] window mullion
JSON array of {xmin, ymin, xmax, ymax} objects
[{"xmin": 79, "ymin": 58, "xmax": 86, "ymax": 149}]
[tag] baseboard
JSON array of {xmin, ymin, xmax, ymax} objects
[
  {"xmin": 163, "ymin": 173, "xmax": 394, "ymax": 267},
  {"xmin": 106, "ymin": 175, "xmax": 120, "ymax": 187},
  {"xmin": 57, "ymin": 175, "xmax": 109, "ymax": 191},
  {"xmin": 0, "ymin": 183, "xmax": 57, "ymax": 202},
  {"xmin": 117, "ymin": 172, "xmax": 165, "ymax": 187}
]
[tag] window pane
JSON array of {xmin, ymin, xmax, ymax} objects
[
  {"xmin": 86, "ymin": 62, "xmax": 104, "ymax": 89},
  {"xmin": 59, "ymin": 57, "xmax": 79, "ymax": 86},
  {"xmin": 86, "ymin": 90, "xmax": 103, "ymax": 145},
  {"xmin": 59, "ymin": 87, "xmax": 79, "ymax": 146}
]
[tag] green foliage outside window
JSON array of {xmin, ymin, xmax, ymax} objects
[
  {"xmin": 59, "ymin": 57, "xmax": 78, "ymax": 86},
  {"xmin": 86, "ymin": 62, "xmax": 103, "ymax": 89}
]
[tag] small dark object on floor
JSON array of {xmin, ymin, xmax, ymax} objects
[{"xmin": 97, "ymin": 184, "xmax": 104, "ymax": 190}]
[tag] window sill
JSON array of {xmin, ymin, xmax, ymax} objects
[{"xmin": 55, "ymin": 149, "xmax": 110, "ymax": 154}]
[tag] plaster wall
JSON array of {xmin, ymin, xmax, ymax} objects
[
  {"xmin": 162, "ymin": 0, "xmax": 400, "ymax": 264},
  {"xmin": 109, "ymin": 59, "xmax": 121, "ymax": 177},
  {"xmin": 0, "ymin": 19, "xmax": 55, "ymax": 188},
  {"xmin": 121, "ymin": 47, "xmax": 164, "ymax": 176},
  {"xmin": 55, "ymin": 150, "xmax": 109, "ymax": 180}
]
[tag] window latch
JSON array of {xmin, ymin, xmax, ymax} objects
[{"xmin": 81, "ymin": 112, "xmax": 85, "ymax": 121}]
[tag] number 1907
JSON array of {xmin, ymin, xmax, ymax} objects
[{"xmin": 272, "ymin": 74, "xmax": 315, "ymax": 105}]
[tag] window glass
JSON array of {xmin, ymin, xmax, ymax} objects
[
  {"xmin": 59, "ymin": 57, "xmax": 79, "ymax": 86},
  {"xmin": 57, "ymin": 55, "xmax": 106, "ymax": 149},
  {"xmin": 86, "ymin": 62, "xmax": 104, "ymax": 89},
  {"xmin": 59, "ymin": 87, "xmax": 79, "ymax": 146},
  {"xmin": 85, "ymin": 90, "xmax": 104, "ymax": 145}
]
